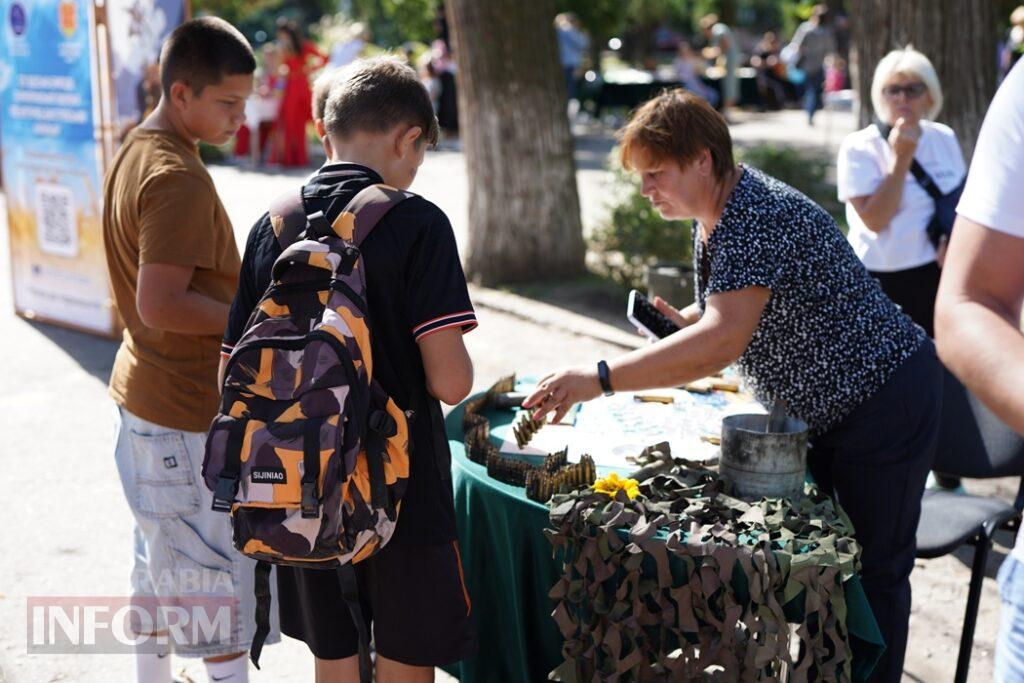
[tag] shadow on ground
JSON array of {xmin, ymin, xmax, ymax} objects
[
  {"xmin": 29, "ymin": 319, "xmax": 118, "ymax": 384},
  {"xmin": 500, "ymin": 275, "xmax": 637, "ymax": 336}
]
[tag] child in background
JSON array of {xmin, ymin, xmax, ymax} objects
[
  {"xmin": 235, "ymin": 43, "xmax": 283, "ymax": 164},
  {"xmin": 417, "ymin": 50, "xmax": 441, "ymax": 115},
  {"xmin": 825, "ymin": 54, "xmax": 847, "ymax": 94},
  {"xmin": 673, "ymin": 41, "xmax": 719, "ymax": 108}
]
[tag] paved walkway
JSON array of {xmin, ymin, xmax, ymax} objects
[{"xmin": 0, "ymin": 109, "xmax": 1012, "ymax": 682}]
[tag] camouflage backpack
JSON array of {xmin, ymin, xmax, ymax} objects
[{"xmin": 203, "ymin": 178, "xmax": 413, "ymax": 679}]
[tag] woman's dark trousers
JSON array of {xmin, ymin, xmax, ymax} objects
[{"xmin": 808, "ymin": 341, "xmax": 941, "ymax": 682}]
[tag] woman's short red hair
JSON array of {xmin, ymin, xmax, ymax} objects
[{"xmin": 618, "ymin": 89, "xmax": 734, "ymax": 181}]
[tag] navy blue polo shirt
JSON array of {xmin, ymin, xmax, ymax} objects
[{"xmin": 222, "ymin": 162, "xmax": 477, "ymax": 545}]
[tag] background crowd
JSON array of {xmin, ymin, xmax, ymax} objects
[
  {"xmin": 17, "ymin": 1, "xmax": 1024, "ymax": 682},
  {"xmin": 202, "ymin": 1, "xmax": 1024, "ymax": 174}
]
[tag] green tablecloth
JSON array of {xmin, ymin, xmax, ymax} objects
[{"xmin": 443, "ymin": 393, "xmax": 885, "ymax": 682}]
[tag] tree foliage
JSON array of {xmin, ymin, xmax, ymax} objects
[
  {"xmin": 193, "ymin": 0, "xmax": 337, "ymax": 43},
  {"xmin": 349, "ymin": 0, "xmax": 440, "ymax": 47}
]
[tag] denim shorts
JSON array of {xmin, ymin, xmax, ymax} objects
[
  {"xmin": 112, "ymin": 405, "xmax": 280, "ymax": 657},
  {"xmin": 996, "ymin": 554, "xmax": 1024, "ymax": 681}
]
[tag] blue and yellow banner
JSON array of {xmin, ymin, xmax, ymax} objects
[
  {"xmin": 106, "ymin": 0, "xmax": 187, "ymax": 140},
  {"xmin": 0, "ymin": 0, "xmax": 114, "ymax": 334}
]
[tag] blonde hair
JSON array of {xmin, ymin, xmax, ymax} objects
[{"xmin": 871, "ymin": 46, "xmax": 943, "ymax": 121}]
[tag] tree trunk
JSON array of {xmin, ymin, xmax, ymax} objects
[
  {"xmin": 848, "ymin": 0, "xmax": 996, "ymax": 158},
  {"xmin": 444, "ymin": 0, "xmax": 585, "ymax": 285}
]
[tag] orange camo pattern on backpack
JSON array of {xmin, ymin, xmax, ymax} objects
[{"xmin": 203, "ymin": 182, "xmax": 414, "ymax": 568}]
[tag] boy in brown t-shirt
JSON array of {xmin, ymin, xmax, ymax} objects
[{"xmin": 102, "ymin": 17, "xmax": 276, "ymax": 683}]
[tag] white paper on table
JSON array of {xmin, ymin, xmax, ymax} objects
[{"xmin": 494, "ymin": 389, "xmax": 761, "ymax": 470}]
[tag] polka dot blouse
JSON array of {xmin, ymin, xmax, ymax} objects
[{"xmin": 694, "ymin": 166, "xmax": 925, "ymax": 436}]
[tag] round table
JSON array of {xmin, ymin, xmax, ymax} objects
[{"xmin": 443, "ymin": 384, "xmax": 885, "ymax": 682}]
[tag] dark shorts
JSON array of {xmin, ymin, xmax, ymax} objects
[{"xmin": 277, "ymin": 540, "xmax": 478, "ymax": 666}]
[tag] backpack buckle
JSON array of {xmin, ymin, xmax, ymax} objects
[
  {"xmin": 306, "ymin": 210, "xmax": 331, "ymax": 236},
  {"xmin": 337, "ymin": 247, "xmax": 359, "ymax": 276},
  {"xmin": 368, "ymin": 410, "xmax": 397, "ymax": 437},
  {"xmin": 211, "ymin": 473, "xmax": 238, "ymax": 513},
  {"xmin": 301, "ymin": 480, "xmax": 320, "ymax": 518}
]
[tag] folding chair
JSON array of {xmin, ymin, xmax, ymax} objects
[{"xmin": 915, "ymin": 368, "xmax": 1024, "ymax": 683}]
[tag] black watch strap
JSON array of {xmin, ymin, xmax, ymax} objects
[{"xmin": 597, "ymin": 360, "xmax": 614, "ymax": 396}]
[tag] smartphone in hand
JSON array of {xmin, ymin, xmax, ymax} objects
[{"xmin": 627, "ymin": 290, "xmax": 681, "ymax": 340}]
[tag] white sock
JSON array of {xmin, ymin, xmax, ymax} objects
[
  {"xmin": 204, "ymin": 655, "xmax": 249, "ymax": 683},
  {"xmin": 135, "ymin": 650, "xmax": 172, "ymax": 683}
]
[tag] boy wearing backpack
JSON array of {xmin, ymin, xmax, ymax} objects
[
  {"xmin": 218, "ymin": 56, "xmax": 477, "ymax": 680},
  {"xmin": 103, "ymin": 17, "xmax": 278, "ymax": 683}
]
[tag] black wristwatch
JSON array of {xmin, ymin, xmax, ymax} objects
[{"xmin": 597, "ymin": 360, "xmax": 614, "ymax": 396}]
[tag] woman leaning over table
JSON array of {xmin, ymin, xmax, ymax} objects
[
  {"xmin": 837, "ymin": 47, "xmax": 965, "ymax": 338},
  {"xmin": 525, "ymin": 90, "xmax": 940, "ymax": 683}
]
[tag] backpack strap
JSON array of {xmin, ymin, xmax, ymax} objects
[
  {"xmin": 908, "ymin": 160, "xmax": 944, "ymax": 202},
  {"xmin": 268, "ymin": 182, "xmax": 413, "ymax": 251},
  {"xmin": 301, "ymin": 417, "xmax": 324, "ymax": 518},
  {"xmin": 365, "ymin": 387, "xmax": 399, "ymax": 517},
  {"xmin": 337, "ymin": 564, "xmax": 373, "ymax": 683},
  {"xmin": 266, "ymin": 167, "xmax": 368, "ymax": 250},
  {"xmin": 334, "ymin": 185, "xmax": 411, "ymax": 516},
  {"xmin": 267, "ymin": 186, "xmax": 308, "ymax": 251},
  {"xmin": 875, "ymin": 119, "xmax": 944, "ymax": 202},
  {"xmin": 249, "ymin": 560, "xmax": 273, "ymax": 669},
  {"xmin": 329, "ymin": 183, "xmax": 413, "ymax": 247},
  {"xmin": 211, "ymin": 419, "xmax": 245, "ymax": 513}
]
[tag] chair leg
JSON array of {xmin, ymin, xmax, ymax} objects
[{"xmin": 955, "ymin": 533, "xmax": 993, "ymax": 683}]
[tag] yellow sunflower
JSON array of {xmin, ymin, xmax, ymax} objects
[{"xmin": 592, "ymin": 472, "xmax": 641, "ymax": 500}]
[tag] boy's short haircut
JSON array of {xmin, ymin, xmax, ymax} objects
[
  {"xmin": 324, "ymin": 56, "xmax": 439, "ymax": 146},
  {"xmin": 160, "ymin": 17, "xmax": 256, "ymax": 96},
  {"xmin": 311, "ymin": 68, "xmax": 340, "ymax": 122}
]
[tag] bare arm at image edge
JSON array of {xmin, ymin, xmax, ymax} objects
[
  {"xmin": 418, "ymin": 327, "xmax": 474, "ymax": 406},
  {"xmin": 935, "ymin": 217, "xmax": 1024, "ymax": 434}
]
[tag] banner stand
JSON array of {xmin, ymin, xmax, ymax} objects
[{"xmin": 0, "ymin": 0, "xmax": 186, "ymax": 338}]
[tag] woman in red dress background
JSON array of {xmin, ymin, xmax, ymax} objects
[{"xmin": 272, "ymin": 19, "xmax": 327, "ymax": 167}]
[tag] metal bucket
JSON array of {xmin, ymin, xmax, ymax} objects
[{"xmin": 719, "ymin": 414, "xmax": 809, "ymax": 499}]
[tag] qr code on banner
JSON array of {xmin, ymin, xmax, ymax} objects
[{"xmin": 35, "ymin": 183, "xmax": 78, "ymax": 258}]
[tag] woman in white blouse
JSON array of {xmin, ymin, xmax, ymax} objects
[{"xmin": 837, "ymin": 47, "xmax": 966, "ymax": 338}]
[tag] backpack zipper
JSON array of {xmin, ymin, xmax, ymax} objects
[
  {"xmin": 261, "ymin": 279, "xmax": 368, "ymax": 317},
  {"xmin": 223, "ymin": 330, "xmax": 367, "ymax": 430},
  {"xmin": 266, "ymin": 280, "xmax": 330, "ymax": 295}
]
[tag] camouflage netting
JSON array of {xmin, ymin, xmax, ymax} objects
[
  {"xmin": 460, "ymin": 377, "xmax": 862, "ymax": 680},
  {"xmin": 545, "ymin": 454, "xmax": 862, "ymax": 682}
]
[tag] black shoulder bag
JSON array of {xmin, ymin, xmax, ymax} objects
[{"xmin": 877, "ymin": 121, "xmax": 965, "ymax": 249}]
